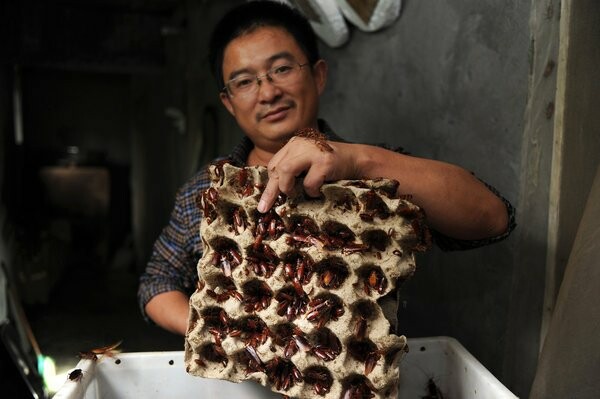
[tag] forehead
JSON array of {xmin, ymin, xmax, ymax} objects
[{"xmin": 222, "ymin": 26, "xmax": 306, "ymax": 75}]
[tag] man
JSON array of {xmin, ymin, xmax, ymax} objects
[{"xmin": 138, "ymin": 1, "xmax": 515, "ymax": 335}]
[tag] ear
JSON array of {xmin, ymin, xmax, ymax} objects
[
  {"xmin": 312, "ymin": 59, "xmax": 328, "ymax": 95},
  {"xmin": 220, "ymin": 91, "xmax": 235, "ymax": 116}
]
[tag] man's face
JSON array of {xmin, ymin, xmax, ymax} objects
[{"xmin": 219, "ymin": 26, "xmax": 327, "ymax": 154}]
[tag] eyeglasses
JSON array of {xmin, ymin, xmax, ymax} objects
[{"xmin": 223, "ymin": 62, "xmax": 310, "ymax": 98}]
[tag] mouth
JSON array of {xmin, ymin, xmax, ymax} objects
[{"xmin": 259, "ymin": 103, "xmax": 294, "ymax": 122}]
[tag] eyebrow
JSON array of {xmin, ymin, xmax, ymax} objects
[{"xmin": 227, "ymin": 51, "xmax": 297, "ymax": 81}]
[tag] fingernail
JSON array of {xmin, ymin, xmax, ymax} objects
[{"xmin": 257, "ymin": 199, "xmax": 267, "ymax": 213}]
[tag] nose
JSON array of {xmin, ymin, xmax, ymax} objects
[{"xmin": 256, "ymin": 75, "xmax": 282, "ymax": 103}]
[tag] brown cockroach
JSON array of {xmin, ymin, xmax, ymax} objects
[
  {"xmin": 333, "ymin": 193, "xmax": 359, "ymax": 212},
  {"xmin": 232, "ymin": 207, "xmax": 247, "ymax": 235},
  {"xmin": 200, "ymin": 307, "xmax": 230, "ymax": 338},
  {"xmin": 199, "ymin": 189, "xmax": 218, "ymax": 223},
  {"xmin": 78, "ymin": 341, "xmax": 122, "ymax": 361},
  {"xmin": 242, "ymin": 280, "xmax": 273, "ymax": 313},
  {"xmin": 265, "ymin": 357, "xmax": 303, "ymax": 391},
  {"xmin": 347, "ymin": 339, "xmax": 383, "ymax": 375},
  {"xmin": 359, "ymin": 213, "xmax": 374, "ymax": 222},
  {"xmin": 293, "ymin": 127, "xmax": 333, "ymax": 152},
  {"xmin": 364, "ymin": 350, "xmax": 382, "ymax": 375},
  {"xmin": 201, "ymin": 343, "xmax": 228, "ymax": 367},
  {"xmin": 67, "ymin": 369, "xmax": 83, "ymax": 382},
  {"xmin": 245, "ymin": 242, "xmax": 280, "ymax": 278},
  {"xmin": 213, "ymin": 159, "xmax": 229, "ymax": 185},
  {"xmin": 343, "ymin": 180, "xmax": 370, "ymax": 189},
  {"xmin": 341, "ymin": 242, "xmax": 370, "ymax": 255},
  {"xmin": 210, "ymin": 243, "xmax": 242, "ymax": 277},
  {"xmin": 314, "ymin": 257, "xmax": 349, "ymax": 289},
  {"xmin": 275, "ymin": 283, "xmax": 309, "ymax": 322},
  {"xmin": 354, "ymin": 317, "xmax": 368, "ymax": 339},
  {"xmin": 362, "ymin": 268, "xmax": 388, "ymax": 296},
  {"xmin": 243, "ymin": 344, "xmax": 265, "ymax": 373},
  {"xmin": 341, "ymin": 375, "xmax": 378, "ymax": 399},
  {"xmin": 304, "ymin": 366, "xmax": 333, "ymax": 396},
  {"xmin": 234, "ymin": 316, "xmax": 271, "ymax": 348},
  {"xmin": 306, "ymin": 295, "xmax": 344, "ymax": 328},
  {"xmin": 309, "ymin": 328, "xmax": 341, "ymax": 362}
]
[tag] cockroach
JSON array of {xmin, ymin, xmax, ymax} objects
[
  {"xmin": 314, "ymin": 257, "xmax": 349, "ymax": 289},
  {"xmin": 343, "ymin": 180, "xmax": 370, "ymax": 189},
  {"xmin": 275, "ymin": 284, "xmax": 309, "ymax": 321},
  {"xmin": 245, "ymin": 243, "xmax": 280, "ymax": 278},
  {"xmin": 306, "ymin": 295, "xmax": 344, "ymax": 328},
  {"xmin": 265, "ymin": 357, "xmax": 303, "ymax": 391},
  {"xmin": 234, "ymin": 316, "xmax": 271, "ymax": 348},
  {"xmin": 341, "ymin": 242, "xmax": 369, "ymax": 255},
  {"xmin": 309, "ymin": 328, "xmax": 341, "ymax": 362},
  {"xmin": 359, "ymin": 213, "xmax": 374, "ymax": 222},
  {"xmin": 304, "ymin": 366, "xmax": 333, "ymax": 396},
  {"xmin": 354, "ymin": 317, "xmax": 368, "ymax": 339},
  {"xmin": 210, "ymin": 242, "xmax": 242, "ymax": 277},
  {"xmin": 340, "ymin": 375, "xmax": 377, "ymax": 399},
  {"xmin": 292, "ymin": 331, "xmax": 312, "ymax": 353},
  {"xmin": 283, "ymin": 251, "xmax": 314, "ymax": 285},
  {"xmin": 213, "ymin": 159, "xmax": 229, "ymax": 185},
  {"xmin": 208, "ymin": 327, "xmax": 226, "ymax": 346},
  {"xmin": 201, "ymin": 307, "xmax": 230, "ymax": 337},
  {"xmin": 237, "ymin": 168, "xmax": 249, "ymax": 187},
  {"xmin": 243, "ymin": 344, "xmax": 265, "ymax": 373},
  {"xmin": 68, "ymin": 369, "xmax": 83, "ymax": 382},
  {"xmin": 208, "ymin": 276, "xmax": 242, "ymax": 304},
  {"xmin": 242, "ymin": 280, "xmax": 273, "ymax": 313},
  {"xmin": 364, "ymin": 351, "xmax": 382, "ymax": 375},
  {"xmin": 294, "ymin": 127, "xmax": 333, "ymax": 152},
  {"xmin": 347, "ymin": 339, "xmax": 382, "ymax": 375},
  {"xmin": 206, "ymin": 187, "xmax": 219, "ymax": 204},
  {"xmin": 422, "ymin": 378, "xmax": 445, "ymax": 399},
  {"xmin": 78, "ymin": 341, "xmax": 122, "ymax": 361},
  {"xmin": 229, "ymin": 248, "xmax": 243, "ymax": 265},
  {"xmin": 206, "ymin": 289, "xmax": 229, "ymax": 303},
  {"xmin": 233, "ymin": 168, "xmax": 255, "ymax": 197},
  {"xmin": 333, "ymin": 193, "xmax": 359, "ymax": 212},
  {"xmin": 232, "ymin": 207, "xmax": 246, "ymax": 235},
  {"xmin": 200, "ymin": 343, "xmax": 228, "ymax": 367},
  {"xmin": 358, "ymin": 190, "xmax": 391, "ymax": 223},
  {"xmin": 377, "ymin": 179, "xmax": 400, "ymax": 198},
  {"xmin": 361, "ymin": 268, "xmax": 388, "ymax": 296}
]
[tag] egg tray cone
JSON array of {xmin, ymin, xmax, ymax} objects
[{"xmin": 184, "ymin": 162, "xmax": 431, "ymax": 398}]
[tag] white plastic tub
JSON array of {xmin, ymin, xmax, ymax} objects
[{"xmin": 54, "ymin": 336, "xmax": 518, "ymax": 399}]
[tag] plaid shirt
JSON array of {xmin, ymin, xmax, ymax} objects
[{"xmin": 137, "ymin": 121, "xmax": 516, "ymax": 319}]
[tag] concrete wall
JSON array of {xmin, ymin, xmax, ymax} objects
[{"xmin": 318, "ymin": 0, "xmax": 529, "ymax": 393}]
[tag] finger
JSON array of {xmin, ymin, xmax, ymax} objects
[
  {"xmin": 257, "ymin": 173, "xmax": 280, "ymax": 213},
  {"xmin": 302, "ymin": 163, "xmax": 330, "ymax": 197}
]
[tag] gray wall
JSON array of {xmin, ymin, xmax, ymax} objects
[{"xmin": 319, "ymin": 0, "xmax": 529, "ymax": 393}]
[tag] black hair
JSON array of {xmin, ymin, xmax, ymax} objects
[{"xmin": 208, "ymin": 1, "xmax": 320, "ymax": 91}]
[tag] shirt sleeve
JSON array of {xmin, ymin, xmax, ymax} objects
[
  {"xmin": 430, "ymin": 179, "xmax": 517, "ymax": 251},
  {"xmin": 137, "ymin": 177, "xmax": 205, "ymax": 321},
  {"xmin": 378, "ymin": 144, "xmax": 517, "ymax": 251}
]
